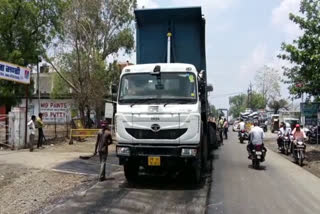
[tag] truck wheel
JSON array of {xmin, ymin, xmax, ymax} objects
[
  {"xmin": 124, "ymin": 162, "xmax": 139, "ymax": 183},
  {"xmin": 202, "ymin": 135, "xmax": 209, "ymax": 171},
  {"xmin": 192, "ymin": 160, "xmax": 201, "ymax": 184}
]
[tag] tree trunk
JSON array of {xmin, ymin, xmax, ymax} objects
[
  {"xmin": 79, "ymin": 104, "xmax": 85, "ymax": 128},
  {"xmin": 95, "ymin": 105, "xmax": 103, "ymax": 128}
]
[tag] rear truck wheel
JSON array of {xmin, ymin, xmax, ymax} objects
[
  {"xmin": 124, "ymin": 161, "xmax": 139, "ymax": 183},
  {"xmin": 209, "ymin": 125, "xmax": 218, "ymax": 150},
  {"xmin": 202, "ymin": 134, "xmax": 209, "ymax": 171}
]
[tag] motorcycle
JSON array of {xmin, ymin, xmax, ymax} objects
[
  {"xmin": 251, "ymin": 144, "xmax": 266, "ymax": 169},
  {"xmin": 239, "ymin": 130, "xmax": 248, "ymax": 144},
  {"xmin": 279, "ymin": 135, "xmax": 291, "ymax": 155},
  {"xmin": 292, "ymin": 139, "xmax": 306, "ymax": 166}
]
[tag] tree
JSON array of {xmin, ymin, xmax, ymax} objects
[
  {"xmin": 229, "ymin": 92, "xmax": 266, "ymax": 117},
  {"xmin": 250, "ymin": 92, "xmax": 266, "ymax": 110},
  {"xmin": 268, "ymin": 99, "xmax": 289, "ymax": 114},
  {"xmin": 229, "ymin": 94, "xmax": 247, "ymax": 118},
  {"xmin": 0, "ymin": 0, "xmax": 66, "ymax": 109},
  {"xmin": 279, "ymin": 0, "xmax": 320, "ymax": 99},
  {"xmin": 209, "ymin": 104, "xmax": 218, "ymax": 118},
  {"xmin": 254, "ymin": 65, "xmax": 281, "ymax": 106},
  {"xmin": 50, "ymin": 0, "xmax": 136, "ymax": 124}
]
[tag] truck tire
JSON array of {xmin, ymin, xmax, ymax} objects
[
  {"xmin": 124, "ymin": 162, "xmax": 139, "ymax": 183},
  {"xmin": 202, "ymin": 134, "xmax": 209, "ymax": 172},
  {"xmin": 208, "ymin": 125, "xmax": 218, "ymax": 150},
  {"xmin": 192, "ymin": 160, "xmax": 201, "ymax": 185}
]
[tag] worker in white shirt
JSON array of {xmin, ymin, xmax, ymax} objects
[{"xmin": 27, "ymin": 115, "xmax": 36, "ymax": 152}]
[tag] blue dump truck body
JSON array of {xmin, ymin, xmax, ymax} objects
[{"xmin": 135, "ymin": 7, "xmax": 206, "ymax": 72}]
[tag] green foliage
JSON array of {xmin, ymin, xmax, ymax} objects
[
  {"xmin": 0, "ymin": 0, "xmax": 66, "ymax": 107},
  {"xmin": 209, "ymin": 104, "xmax": 218, "ymax": 117},
  {"xmin": 279, "ymin": 0, "xmax": 320, "ymax": 98},
  {"xmin": 51, "ymin": 0, "xmax": 136, "ymax": 121},
  {"xmin": 229, "ymin": 92, "xmax": 266, "ymax": 117},
  {"xmin": 229, "ymin": 94, "xmax": 247, "ymax": 118},
  {"xmin": 250, "ymin": 92, "xmax": 266, "ymax": 110},
  {"xmin": 268, "ymin": 99, "xmax": 289, "ymax": 114},
  {"xmin": 50, "ymin": 72, "xmax": 71, "ymax": 99}
]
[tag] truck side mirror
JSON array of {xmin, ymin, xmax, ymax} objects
[
  {"xmin": 207, "ymin": 84, "xmax": 213, "ymax": 92},
  {"xmin": 111, "ymin": 84, "xmax": 118, "ymax": 101},
  {"xmin": 111, "ymin": 84, "xmax": 118, "ymax": 94}
]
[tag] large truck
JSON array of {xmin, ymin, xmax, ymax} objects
[{"xmin": 115, "ymin": 7, "xmax": 213, "ymax": 183}]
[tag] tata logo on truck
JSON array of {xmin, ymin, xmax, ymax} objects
[{"xmin": 151, "ymin": 124, "xmax": 161, "ymax": 132}]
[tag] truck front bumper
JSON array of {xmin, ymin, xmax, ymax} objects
[{"xmin": 116, "ymin": 143, "xmax": 199, "ymax": 167}]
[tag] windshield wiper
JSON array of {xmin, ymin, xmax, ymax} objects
[
  {"xmin": 163, "ymin": 99, "xmax": 195, "ymax": 107},
  {"xmin": 130, "ymin": 98, "xmax": 159, "ymax": 107}
]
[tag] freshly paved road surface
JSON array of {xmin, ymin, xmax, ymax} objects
[
  {"xmin": 208, "ymin": 131, "xmax": 320, "ymax": 214},
  {"xmin": 46, "ymin": 156, "xmax": 209, "ymax": 214}
]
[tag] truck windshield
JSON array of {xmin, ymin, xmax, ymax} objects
[{"xmin": 119, "ymin": 72, "xmax": 197, "ymax": 104}]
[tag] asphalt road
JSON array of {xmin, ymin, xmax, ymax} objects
[
  {"xmin": 46, "ymin": 154, "xmax": 209, "ymax": 214},
  {"xmin": 207, "ymin": 131, "xmax": 320, "ymax": 214}
]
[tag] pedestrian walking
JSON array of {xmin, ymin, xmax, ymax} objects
[
  {"xmin": 27, "ymin": 115, "xmax": 36, "ymax": 152},
  {"xmin": 218, "ymin": 116, "xmax": 224, "ymax": 145},
  {"xmin": 223, "ymin": 118, "xmax": 229, "ymax": 139},
  {"xmin": 93, "ymin": 122, "xmax": 113, "ymax": 181},
  {"xmin": 36, "ymin": 113, "xmax": 44, "ymax": 149}
]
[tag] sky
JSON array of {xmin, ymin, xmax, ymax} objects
[{"xmin": 123, "ymin": 0, "xmax": 302, "ymax": 109}]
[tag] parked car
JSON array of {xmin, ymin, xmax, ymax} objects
[{"xmin": 233, "ymin": 121, "xmax": 240, "ymax": 132}]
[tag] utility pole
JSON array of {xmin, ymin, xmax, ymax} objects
[
  {"xmin": 37, "ymin": 57, "xmax": 42, "ymax": 113},
  {"xmin": 247, "ymin": 82, "xmax": 253, "ymax": 110}
]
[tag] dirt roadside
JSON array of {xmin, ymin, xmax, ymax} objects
[
  {"xmin": 264, "ymin": 132, "xmax": 320, "ymax": 179},
  {"xmin": 0, "ymin": 138, "xmax": 116, "ymax": 214}
]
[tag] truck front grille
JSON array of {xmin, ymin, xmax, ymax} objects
[{"xmin": 125, "ymin": 128, "xmax": 187, "ymax": 139}]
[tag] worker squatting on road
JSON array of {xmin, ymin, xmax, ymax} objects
[{"xmin": 93, "ymin": 122, "xmax": 113, "ymax": 181}]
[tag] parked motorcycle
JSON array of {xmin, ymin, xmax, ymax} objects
[
  {"xmin": 239, "ymin": 130, "xmax": 248, "ymax": 144},
  {"xmin": 292, "ymin": 140, "xmax": 306, "ymax": 166},
  {"xmin": 251, "ymin": 144, "xmax": 266, "ymax": 169}
]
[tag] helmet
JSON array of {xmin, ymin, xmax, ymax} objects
[{"xmin": 296, "ymin": 124, "xmax": 300, "ymax": 128}]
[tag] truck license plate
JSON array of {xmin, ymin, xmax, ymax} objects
[{"xmin": 148, "ymin": 156, "xmax": 160, "ymax": 166}]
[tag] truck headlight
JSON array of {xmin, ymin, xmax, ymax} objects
[
  {"xmin": 181, "ymin": 148, "xmax": 197, "ymax": 157},
  {"xmin": 117, "ymin": 146, "xmax": 130, "ymax": 156}
]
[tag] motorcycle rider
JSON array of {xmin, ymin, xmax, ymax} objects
[
  {"xmin": 223, "ymin": 118, "xmax": 228, "ymax": 139},
  {"xmin": 247, "ymin": 122, "xmax": 266, "ymax": 159},
  {"xmin": 291, "ymin": 124, "xmax": 306, "ymax": 153},
  {"xmin": 277, "ymin": 122, "xmax": 291, "ymax": 151},
  {"xmin": 238, "ymin": 118, "xmax": 246, "ymax": 136}
]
